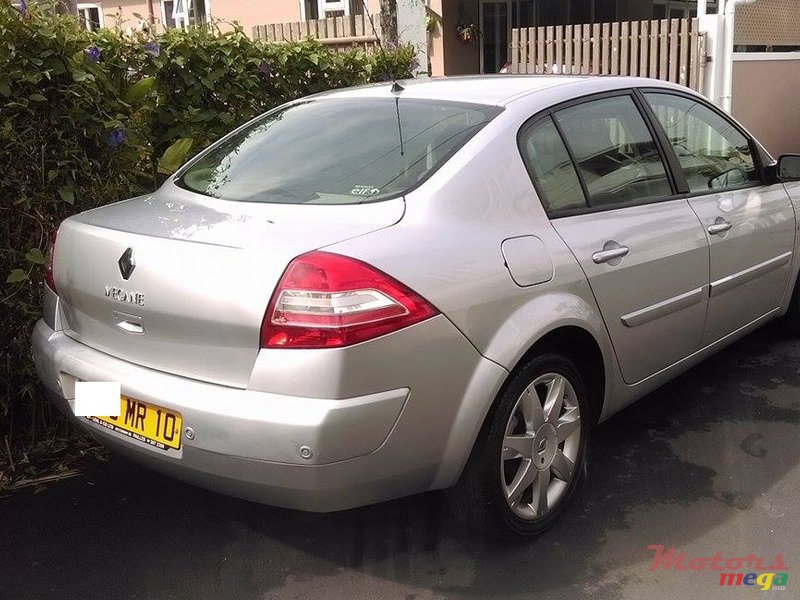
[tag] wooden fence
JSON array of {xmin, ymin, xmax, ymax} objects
[
  {"xmin": 510, "ymin": 18, "xmax": 707, "ymax": 92},
  {"xmin": 253, "ymin": 14, "xmax": 382, "ymax": 52}
]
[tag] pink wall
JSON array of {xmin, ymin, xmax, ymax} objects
[
  {"xmin": 213, "ymin": 0, "xmax": 301, "ymax": 34},
  {"xmin": 732, "ymin": 56, "xmax": 800, "ymax": 157},
  {"xmin": 100, "ymin": 0, "xmax": 382, "ymax": 37},
  {"xmin": 102, "ymin": 0, "xmax": 157, "ymax": 30},
  {"xmin": 213, "ymin": 0, "xmax": 382, "ymax": 35}
]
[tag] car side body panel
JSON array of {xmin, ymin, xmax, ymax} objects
[
  {"xmin": 689, "ymin": 184, "xmax": 795, "ymax": 346},
  {"xmin": 551, "ymin": 199, "xmax": 710, "ymax": 384},
  {"xmin": 779, "ymin": 180, "xmax": 800, "ymax": 310},
  {"xmin": 326, "ymin": 96, "xmax": 622, "ymax": 426}
]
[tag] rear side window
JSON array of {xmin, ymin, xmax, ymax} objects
[
  {"xmin": 644, "ymin": 92, "xmax": 759, "ymax": 194},
  {"xmin": 177, "ymin": 98, "xmax": 501, "ymax": 204},
  {"xmin": 554, "ymin": 95, "xmax": 673, "ymax": 208},
  {"xmin": 519, "ymin": 117, "xmax": 587, "ymax": 213}
]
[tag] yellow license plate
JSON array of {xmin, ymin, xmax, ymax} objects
[{"xmin": 88, "ymin": 396, "xmax": 182, "ymax": 451}]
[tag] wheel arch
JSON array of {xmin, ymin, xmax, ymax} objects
[
  {"xmin": 433, "ymin": 315, "xmax": 615, "ymax": 491},
  {"xmin": 512, "ymin": 325, "xmax": 607, "ymax": 425}
]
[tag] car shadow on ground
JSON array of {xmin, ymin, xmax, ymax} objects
[{"xmin": 3, "ymin": 323, "xmax": 799, "ymax": 600}]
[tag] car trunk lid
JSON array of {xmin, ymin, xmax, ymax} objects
[{"xmin": 54, "ymin": 185, "xmax": 405, "ymax": 388}]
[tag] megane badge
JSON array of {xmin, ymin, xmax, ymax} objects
[{"xmin": 118, "ymin": 247, "xmax": 135, "ymax": 280}]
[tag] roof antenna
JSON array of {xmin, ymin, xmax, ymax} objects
[
  {"xmin": 363, "ymin": 2, "xmax": 405, "ymax": 155},
  {"xmin": 394, "ymin": 95, "xmax": 405, "ymax": 155}
]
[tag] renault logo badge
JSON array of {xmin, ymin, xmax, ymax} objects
[{"xmin": 118, "ymin": 248, "xmax": 135, "ymax": 280}]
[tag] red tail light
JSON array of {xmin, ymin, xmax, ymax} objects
[
  {"xmin": 44, "ymin": 227, "xmax": 58, "ymax": 293},
  {"xmin": 261, "ymin": 251, "xmax": 439, "ymax": 349}
]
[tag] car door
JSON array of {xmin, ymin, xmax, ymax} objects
[
  {"xmin": 642, "ymin": 91, "xmax": 796, "ymax": 345},
  {"xmin": 519, "ymin": 92, "xmax": 710, "ymax": 384}
]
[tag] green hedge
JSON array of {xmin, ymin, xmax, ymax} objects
[{"xmin": 0, "ymin": 3, "xmax": 416, "ymax": 446}]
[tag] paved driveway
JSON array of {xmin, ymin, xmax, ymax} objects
[{"xmin": 2, "ymin": 323, "xmax": 798, "ymax": 600}]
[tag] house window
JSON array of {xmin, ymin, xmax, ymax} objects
[
  {"xmin": 77, "ymin": 4, "xmax": 104, "ymax": 31},
  {"xmin": 302, "ymin": 0, "xmax": 351, "ymax": 20},
  {"xmin": 161, "ymin": 0, "xmax": 207, "ymax": 29},
  {"xmin": 652, "ymin": 1, "xmax": 719, "ymax": 19},
  {"xmin": 321, "ymin": 0, "xmax": 348, "ymax": 16},
  {"xmin": 303, "ymin": 0, "xmax": 319, "ymax": 20},
  {"xmin": 172, "ymin": 0, "xmax": 189, "ymax": 28}
]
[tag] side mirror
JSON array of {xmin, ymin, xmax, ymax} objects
[{"xmin": 777, "ymin": 154, "xmax": 800, "ymax": 182}]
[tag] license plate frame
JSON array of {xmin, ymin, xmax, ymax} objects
[{"xmin": 87, "ymin": 396, "xmax": 183, "ymax": 453}]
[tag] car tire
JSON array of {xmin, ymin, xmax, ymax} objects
[{"xmin": 452, "ymin": 353, "xmax": 590, "ymax": 539}]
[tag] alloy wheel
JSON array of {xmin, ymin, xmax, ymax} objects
[{"xmin": 500, "ymin": 372, "xmax": 582, "ymax": 520}]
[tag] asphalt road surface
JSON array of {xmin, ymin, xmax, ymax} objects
[{"xmin": 2, "ymin": 322, "xmax": 798, "ymax": 600}]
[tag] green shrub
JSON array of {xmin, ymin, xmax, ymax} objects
[{"xmin": 0, "ymin": 2, "xmax": 416, "ymax": 451}]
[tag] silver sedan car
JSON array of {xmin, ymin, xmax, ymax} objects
[{"xmin": 32, "ymin": 76, "xmax": 800, "ymax": 538}]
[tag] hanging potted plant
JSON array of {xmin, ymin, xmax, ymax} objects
[{"xmin": 456, "ymin": 23, "xmax": 479, "ymax": 45}]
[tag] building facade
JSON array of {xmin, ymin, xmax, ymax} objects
[{"xmin": 86, "ymin": 0, "xmax": 380, "ymax": 35}]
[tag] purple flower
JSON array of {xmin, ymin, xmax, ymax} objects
[
  {"xmin": 378, "ymin": 72, "xmax": 392, "ymax": 82},
  {"xmin": 258, "ymin": 60, "xmax": 272, "ymax": 77},
  {"xmin": 17, "ymin": 0, "xmax": 26, "ymax": 15},
  {"xmin": 106, "ymin": 128, "xmax": 127, "ymax": 148},
  {"xmin": 384, "ymin": 40, "xmax": 397, "ymax": 51},
  {"xmin": 144, "ymin": 41, "xmax": 161, "ymax": 57},
  {"xmin": 85, "ymin": 45, "xmax": 101, "ymax": 63}
]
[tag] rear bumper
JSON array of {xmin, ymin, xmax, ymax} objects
[{"xmin": 31, "ymin": 316, "xmax": 508, "ymax": 511}]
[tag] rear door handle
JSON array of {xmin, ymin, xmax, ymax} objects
[
  {"xmin": 592, "ymin": 246, "xmax": 630, "ymax": 264},
  {"xmin": 708, "ymin": 219, "xmax": 733, "ymax": 236}
]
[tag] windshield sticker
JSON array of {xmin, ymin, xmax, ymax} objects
[{"xmin": 350, "ymin": 185, "xmax": 381, "ymax": 197}]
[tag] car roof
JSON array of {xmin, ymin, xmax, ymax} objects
[{"xmin": 315, "ymin": 75, "xmax": 688, "ymax": 106}]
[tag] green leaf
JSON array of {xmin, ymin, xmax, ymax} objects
[
  {"xmin": 158, "ymin": 138, "xmax": 194, "ymax": 175},
  {"xmin": 25, "ymin": 248, "xmax": 46, "ymax": 265},
  {"xmin": 124, "ymin": 77, "xmax": 155, "ymax": 106},
  {"xmin": 6, "ymin": 269, "xmax": 28, "ymax": 284},
  {"xmin": 57, "ymin": 185, "xmax": 75, "ymax": 204},
  {"xmin": 29, "ymin": 93, "xmax": 47, "ymax": 102}
]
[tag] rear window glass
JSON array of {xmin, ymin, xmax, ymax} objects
[{"xmin": 177, "ymin": 97, "xmax": 501, "ymax": 204}]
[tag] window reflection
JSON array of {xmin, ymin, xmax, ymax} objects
[
  {"xmin": 178, "ymin": 98, "xmax": 501, "ymax": 205},
  {"xmin": 645, "ymin": 93, "xmax": 758, "ymax": 194},
  {"xmin": 554, "ymin": 95, "xmax": 672, "ymax": 208}
]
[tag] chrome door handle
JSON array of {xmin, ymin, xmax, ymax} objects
[
  {"xmin": 708, "ymin": 220, "xmax": 733, "ymax": 235},
  {"xmin": 592, "ymin": 246, "xmax": 630, "ymax": 264}
]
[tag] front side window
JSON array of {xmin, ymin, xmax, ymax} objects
[
  {"xmin": 519, "ymin": 116, "xmax": 587, "ymax": 214},
  {"xmin": 178, "ymin": 98, "xmax": 500, "ymax": 204},
  {"xmin": 554, "ymin": 95, "xmax": 673, "ymax": 208},
  {"xmin": 645, "ymin": 92, "xmax": 758, "ymax": 194}
]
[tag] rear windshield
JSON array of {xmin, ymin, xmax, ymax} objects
[{"xmin": 176, "ymin": 97, "xmax": 501, "ymax": 204}]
